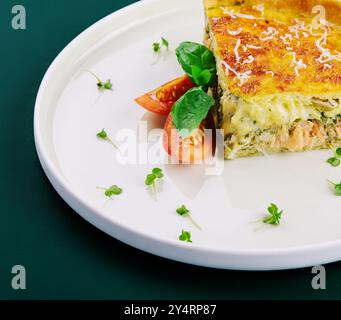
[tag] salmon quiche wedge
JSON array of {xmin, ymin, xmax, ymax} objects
[{"xmin": 204, "ymin": 0, "xmax": 341, "ymax": 159}]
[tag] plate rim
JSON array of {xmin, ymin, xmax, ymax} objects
[{"xmin": 34, "ymin": 0, "xmax": 341, "ymax": 270}]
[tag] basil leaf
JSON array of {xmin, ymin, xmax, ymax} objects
[
  {"xmin": 171, "ymin": 87, "xmax": 215, "ymax": 138},
  {"xmin": 176, "ymin": 41, "xmax": 216, "ymax": 87}
]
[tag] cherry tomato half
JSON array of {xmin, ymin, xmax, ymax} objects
[
  {"xmin": 135, "ymin": 75, "xmax": 196, "ymax": 115},
  {"xmin": 163, "ymin": 112, "xmax": 215, "ymax": 163}
]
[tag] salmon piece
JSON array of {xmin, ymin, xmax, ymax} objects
[{"xmin": 285, "ymin": 121, "xmax": 326, "ymax": 151}]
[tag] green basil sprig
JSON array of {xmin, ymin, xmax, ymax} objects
[
  {"xmin": 176, "ymin": 41, "xmax": 217, "ymax": 87},
  {"xmin": 171, "ymin": 87, "xmax": 215, "ymax": 138}
]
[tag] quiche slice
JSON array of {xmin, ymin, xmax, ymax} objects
[{"xmin": 204, "ymin": 0, "xmax": 341, "ymax": 159}]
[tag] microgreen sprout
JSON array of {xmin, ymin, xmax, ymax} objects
[
  {"xmin": 179, "ymin": 230, "xmax": 192, "ymax": 243},
  {"xmin": 263, "ymin": 203, "xmax": 283, "ymax": 225},
  {"xmin": 327, "ymin": 148, "xmax": 341, "ymax": 167},
  {"xmin": 327, "ymin": 157, "xmax": 341, "ymax": 167},
  {"xmin": 97, "ymin": 185, "xmax": 123, "ymax": 198},
  {"xmin": 145, "ymin": 168, "xmax": 164, "ymax": 198},
  {"xmin": 87, "ymin": 71, "xmax": 113, "ymax": 91},
  {"xmin": 176, "ymin": 205, "xmax": 202, "ymax": 230},
  {"xmin": 153, "ymin": 42, "xmax": 161, "ymax": 54},
  {"xmin": 96, "ymin": 129, "xmax": 118, "ymax": 150},
  {"xmin": 153, "ymin": 37, "xmax": 170, "ymax": 54},
  {"xmin": 327, "ymin": 180, "xmax": 341, "ymax": 196},
  {"xmin": 161, "ymin": 37, "xmax": 169, "ymax": 49}
]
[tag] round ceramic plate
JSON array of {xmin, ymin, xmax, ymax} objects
[{"xmin": 34, "ymin": 0, "xmax": 341, "ymax": 270}]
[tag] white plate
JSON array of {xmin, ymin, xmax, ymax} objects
[{"xmin": 34, "ymin": 0, "xmax": 341, "ymax": 270}]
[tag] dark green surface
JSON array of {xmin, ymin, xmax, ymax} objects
[{"xmin": 0, "ymin": 0, "xmax": 340, "ymax": 300}]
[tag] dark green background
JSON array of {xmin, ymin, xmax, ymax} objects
[{"xmin": 0, "ymin": 0, "xmax": 339, "ymax": 299}]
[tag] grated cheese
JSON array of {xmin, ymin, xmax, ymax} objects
[
  {"xmin": 212, "ymin": 17, "xmax": 221, "ymax": 22},
  {"xmin": 242, "ymin": 55, "xmax": 255, "ymax": 65},
  {"xmin": 260, "ymin": 27, "xmax": 278, "ymax": 41},
  {"xmin": 221, "ymin": 60, "xmax": 252, "ymax": 86},
  {"xmin": 221, "ymin": 7, "xmax": 264, "ymax": 20},
  {"xmin": 234, "ymin": 39, "xmax": 241, "ymax": 63},
  {"xmin": 280, "ymin": 33, "xmax": 293, "ymax": 45},
  {"xmin": 265, "ymin": 71, "xmax": 275, "ymax": 77},
  {"xmin": 228, "ymin": 28, "xmax": 242, "ymax": 35},
  {"xmin": 246, "ymin": 44, "xmax": 262, "ymax": 49},
  {"xmin": 289, "ymin": 25, "xmax": 300, "ymax": 39},
  {"xmin": 315, "ymin": 30, "xmax": 341, "ymax": 63},
  {"xmin": 287, "ymin": 52, "xmax": 307, "ymax": 76}
]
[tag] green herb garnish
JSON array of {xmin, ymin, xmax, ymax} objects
[
  {"xmin": 176, "ymin": 205, "xmax": 202, "ymax": 230},
  {"xmin": 161, "ymin": 37, "xmax": 169, "ymax": 49},
  {"xmin": 327, "ymin": 157, "xmax": 341, "ymax": 167},
  {"xmin": 176, "ymin": 41, "xmax": 216, "ymax": 87},
  {"xmin": 327, "ymin": 148, "xmax": 341, "ymax": 167},
  {"xmin": 145, "ymin": 168, "xmax": 164, "ymax": 197},
  {"xmin": 171, "ymin": 87, "xmax": 215, "ymax": 138},
  {"xmin": 97, "ymin": 129, "xmax": 118, "ymax": 149},
  {"xmin": 179, "ymin": 230, "xmax": 192, "ymax": 243},
  {"xmin": 170, "ymin": 42, "xmax": 217, "ymax": 136},
  {"xmin": 263, "ymin": 203, "xmax": 283, "ymax": 225},
  {"xmin": 153, "ymin": 37, "xmax": 169, "ymax": 54},
  {"xmin": 87, "ymin": 71, "xmax": 113, "ymax": 91},
  {"xmin": 97, "ymin": 185, "xmax": 123, "ymax": 198},
  {"xmin": 327, "ymin": 180, "xmax": 341, "ymax": 196},
  {"xmin": 153, "ymin": 42, "xmax": 161, "ymax": 54}
]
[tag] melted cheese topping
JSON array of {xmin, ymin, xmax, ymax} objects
[{"xmin": 205, "ymin": 0, "xmax": 341, "ymax": 97}]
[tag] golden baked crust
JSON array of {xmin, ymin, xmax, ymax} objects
[{"xmin": 204, "ymin": 0, "xmax": 341, "ymax": 97}]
